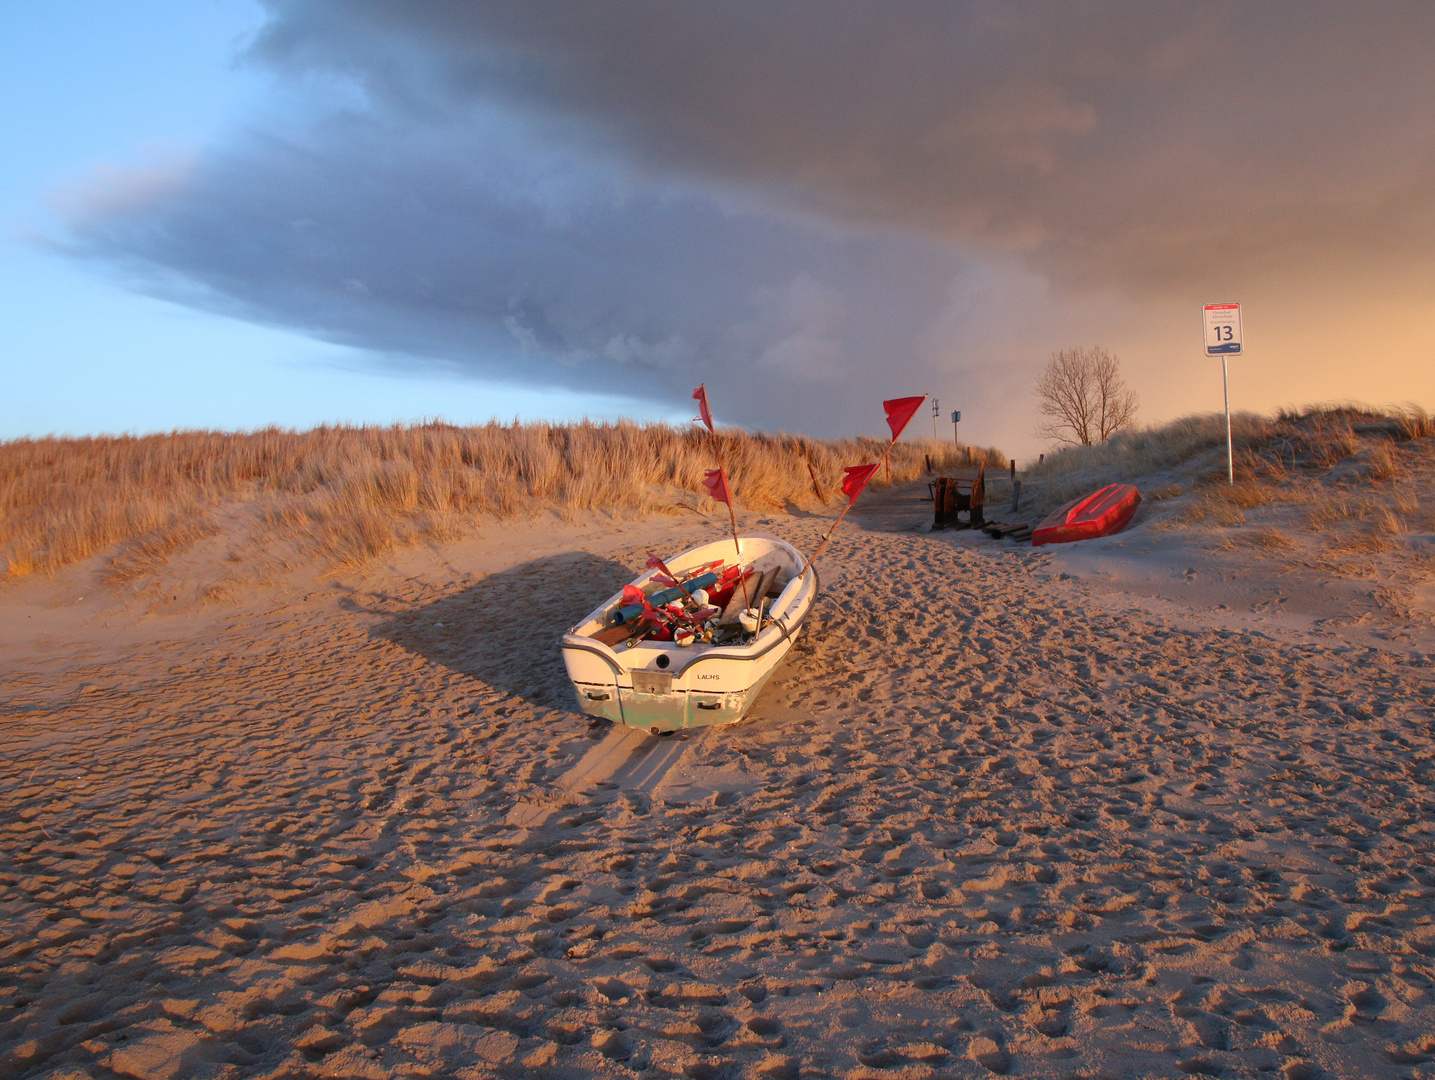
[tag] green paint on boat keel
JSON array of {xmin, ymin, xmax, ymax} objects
[{"xmin": 616, "ymin": 689, "xmax": 744, "ymax": 733}]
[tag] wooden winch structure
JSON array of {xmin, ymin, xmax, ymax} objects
[{"xmin": 932, "ymin": 464, "xmax": 985, "ymax": 530}]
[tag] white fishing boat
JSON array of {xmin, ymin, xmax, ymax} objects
[{"xmin": 559, "ymin": 534, "xmax": 818, "ymax": 733}]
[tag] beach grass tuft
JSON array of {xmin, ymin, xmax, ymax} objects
[
  {"xmin": 1, "ymin": 421, "xmax": 1004, "ymax": 579},
  {"xmin": 1022, "ymin": 403, "xmax": 1435, "ymax": 580}
]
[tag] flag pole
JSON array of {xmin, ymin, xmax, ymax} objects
[
  {"xmin": 695, "ymin": 385, "xmax": 751, "ymax": 612},
  {"xmin": 796, "ymin": 494, "xmax": 860, "ymax": 580},
  {"xmin": 796, "ymin": 423, "xmax": 909, "ymax": 580}
]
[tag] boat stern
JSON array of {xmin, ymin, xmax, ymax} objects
[
  {"xmin": 559, "ymin": 635, "xmax": 625, "ymax": 725},
  {"xmin": 558, "ymin": 534, "xmax": 816, "ymax": 733},
  {"xmin": 618, "ymin": 669, "xmax": 749, "ymax": 733}
]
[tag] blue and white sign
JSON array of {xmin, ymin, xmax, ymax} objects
[{"xmin": 1203, "ymin": 303, "xmax": 1243, "ymax": 356}]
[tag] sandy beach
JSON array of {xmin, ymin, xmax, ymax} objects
[{"xmin": 4, "ymin": 485, "xmax": 1435, "ymax": 1080}]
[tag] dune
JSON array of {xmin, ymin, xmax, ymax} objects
[{"xmin": 3, "ymin": 410, "xmax": 1434, "ymax": 1079}]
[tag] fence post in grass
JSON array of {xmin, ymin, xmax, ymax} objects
[{"xmin": 805, "ymin": 458, "xmax": 827, "ymax": 503}]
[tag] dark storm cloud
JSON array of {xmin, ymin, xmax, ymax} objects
[
  {"xmin": 68, "ymin": 108, "xmax": 971, "ymax": 432},
  {"xmin": 248, "ymin": 0, "xmax": 1435, "ymax": 293},
  {"xmin": 64, "ymin": 2, "xmax": 1435, "ymax": 432}
]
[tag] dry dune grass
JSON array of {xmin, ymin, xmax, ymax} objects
[
  {"xmin": 1023, "ymin": 410, "xmax": 1276, "ymax": 511},
  {"xmin": 0, "ymin": 421, "xmax": 1003, "ymax": 581},
  {"xmin": 1218, "ymin": 524, "xmax": 1298, "ymax": 552},
  {"xmin": 1028, "ymin": 403, "xmax": 1432, "ymax": 502},
  {"xmin": 1190, "ymin": 407, "xmax": 1434, "ymax": 551},
  {"xmin": 101, "ymin": 514, "xmax": 223, "ymax": 585},
  {"xmin": 1026, "ymin": 403, "xmax": 1435, "ymax": 575}
]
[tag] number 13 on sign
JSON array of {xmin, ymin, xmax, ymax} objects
[
  {"xmin": 1203, "ymin": 302, "xmax": 1243, "ymax": 485},
  {"xmin": 1203, "ymin": 303, "xmax": 1242, "ymax": 355}
]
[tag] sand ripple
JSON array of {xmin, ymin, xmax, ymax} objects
[{"xmin": 4, "ymin": 518, "xmax": 1435, "ymax": 1078}]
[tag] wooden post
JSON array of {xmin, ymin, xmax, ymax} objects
[
  {"xmin": 971, "ymin": 463, "xmax": 985, "ymax": 528},
  {"xmin": 805, "ymin": 458, "xmax": 827, "ymax": 503}
]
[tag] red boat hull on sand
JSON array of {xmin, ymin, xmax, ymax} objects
[{"xmin": 1031, "ymin": 483, "xmax": 1141, "ymax": 546}]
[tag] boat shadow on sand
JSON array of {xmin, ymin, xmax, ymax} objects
[{"xmin": 362, "ymin": 552, "xmax": 638, "ymax": 715}]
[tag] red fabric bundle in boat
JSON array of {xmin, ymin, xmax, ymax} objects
[{"xmin": 705, "ymin": 565, "xmax": 752, "ymax": 611}]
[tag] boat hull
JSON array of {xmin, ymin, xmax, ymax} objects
[
  {"xmin": 559, "ymin": 535, "xmax": 817, "ymax": 732},
  {"xmin": 1032, "ymin": 483, "xmax": 1141, "ymax": 546}
]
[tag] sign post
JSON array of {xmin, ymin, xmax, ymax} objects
[
  {"xmin": 951, "ymin": 410, "xmax": 961, "ymax": 446},
  {"xmin": 1203, "ymin": 303, "xmax": 1243, "ymax": 483}
]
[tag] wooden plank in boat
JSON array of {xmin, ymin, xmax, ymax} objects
[
  {"xmin": 754, "ymin": 566, "xmax": 779, "ymax": 600},
  {"xmin": 714, "ymin": 569, "xmax": 755, "ymax": 625},
  {"xmin": 589, "ymin": 615, "xmax": 659, "ymax": 647},
  {"xmin": 718, "ymin": 568, "xmax": 774, "ymax": 626}
]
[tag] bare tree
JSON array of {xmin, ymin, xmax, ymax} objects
[{"xmin": 1033, "ymin": 346, "xmax": 1139, "ymax": 447}]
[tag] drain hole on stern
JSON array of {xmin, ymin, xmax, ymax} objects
[{"xmin": 656, "ymin": 654, "xmax": 670, "ymax": 669}]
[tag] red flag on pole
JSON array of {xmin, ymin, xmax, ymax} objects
[
  {"xmin": 882, "ymin": 396, "xmax": 926, "ymax": 441},
  {"xmin": 701, "ymin": 467, "xmax": 731, "ymax": 505},
  {"xmin": 645, "ymin": 552, "xmax": 693, "ymax": 596},
  {"xmin": 840, "ymin": 463, "xmax": 880, "ymax": 504},
  {"xmin": 692, "ymin": 384, "xmax": 715, "ymax": 432}
]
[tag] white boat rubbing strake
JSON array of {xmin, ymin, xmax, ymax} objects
[{"xmin": 559, "ymin": 534, "xmax": 817, "ymax": 733}]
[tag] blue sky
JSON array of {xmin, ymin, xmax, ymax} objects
[
  {"xmin": 4, "ymin": 3, "xmax": 1433, "ymax": 454},
  {"xmin": 0, "ymin": 0, "xmax": 670, "ymax": 440}
]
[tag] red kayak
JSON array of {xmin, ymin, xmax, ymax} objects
[{"xmin": 1031, "ymin": 483, "xmax": 1141, "ymax": 546}]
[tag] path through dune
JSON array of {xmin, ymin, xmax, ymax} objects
[{"xmin": 3, "ymin": 503, "xmax": 1435, "ymax": 1079}]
